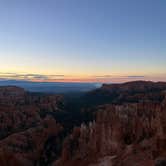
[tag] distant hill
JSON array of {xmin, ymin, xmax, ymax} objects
[
  {"xmin": 82, "ymin": 81, "xmax": 166, "ymax": 106},
  {"xmin": 0, "ymin": 80, "xmax": 101, "ymax": 94}
]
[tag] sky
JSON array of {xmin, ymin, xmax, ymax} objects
[{"xmin": 0, "ymin": 0, "xmax": 166, "ymax": 83}]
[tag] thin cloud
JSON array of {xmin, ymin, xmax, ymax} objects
[
  {"xmin": 0, "ymin": 72, "xmax": 166, "ymax": 83},
  {"xmin": 93, "ymin": 75, "xmax": 145, "ymax": 79},
  {"xmin": 127, "ymin": 76, "xmax": 145, "ymax": 78},
  {"xmin": 0, "ymin": 73, "xmax": 65, "ymax": 81},
  {"xmin": 94, "ymin": 75, "xmax": 113, "ymax": 78}
]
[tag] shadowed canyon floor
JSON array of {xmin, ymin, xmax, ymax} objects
[{"xmin": 0, "ymin": 81, "xmax": 166, "ymax": 166}]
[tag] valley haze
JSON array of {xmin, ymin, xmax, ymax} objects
[{"xmin": 0, "ymin": 80, "xmax": 101, "ymax": 93}]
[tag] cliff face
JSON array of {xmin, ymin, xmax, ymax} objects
[
  {"xmin": 0, "ymin": 86, "xmax": 64, "ymax": 165},
  {"xmin": 0, "ymin": 116, "xmax": 63, "ymax": 166},
  {"xmin": 84, "ymin": 81, "xmax": 166, "ymax": 106},
  {"xmin": 0, "ymin": 82, "xmax": 166, "ymax": 166},
  {"xmin": 0, "ymin": 86, "xmax": 26, "ymax": 105},
  {"xmin": 55, "ymin": 101, "xmax": 166, "ymax": 166}
]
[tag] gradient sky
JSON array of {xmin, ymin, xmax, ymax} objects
[{"xmin": 0, "ymin": 0, "xmax": 166, "ymax": 82}]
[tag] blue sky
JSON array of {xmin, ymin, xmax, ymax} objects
[{"xmin": 0, "ymin": 0, "xmax": 166, "ymax": 82}]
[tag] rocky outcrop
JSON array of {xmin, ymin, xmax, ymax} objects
[
  {"xmin": 84, "ymin": 81, "xmax": 166, "ymax": 106},
  {"xmin": 0, "ymin": 116, "xmax": 63, "ymax": 166},
  {"xmin": 1, "ymin": 82, "xmax": 166, "ymax": 166},
  {"xmin": 0, "ymin": 86, "xmax": 64, "ymax": 138},
  {"xmin": 0, "ymin": 86, "xmax": 26, "ymax": 105},
  {"xmin": 0, "ymin": 86, "xmax": 65, "ymax": 165},
  {"xmin": 55, "ymin": 100, "xmax": 166, "ymax": 166}
]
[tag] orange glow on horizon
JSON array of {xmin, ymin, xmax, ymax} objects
[{"xmin": 0, "ymin": 72, "xmax": 166, "ymax": 83}]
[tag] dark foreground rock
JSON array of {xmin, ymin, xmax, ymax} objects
[{"xmin": 0, "ymin": 82, "xmax": 166, "ymax": 166}]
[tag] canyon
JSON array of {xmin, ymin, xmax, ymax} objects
[{"xmin": 0, "ymin": 81, "xmax": 166, "ymax": 166}]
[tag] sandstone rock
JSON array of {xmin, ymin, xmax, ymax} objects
[{"xmin": 56, "ymin": 101, "xmax": 166, "ymax": 166}]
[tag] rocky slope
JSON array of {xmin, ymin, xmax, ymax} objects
[
  {"xmin": 0, "ymin": 86, "xmax": 65, "ymax": 165},
  {"xmin": 53, "ymin": 81, "xmax": 166, "ymax": 166},
  {"xmin": 83, "ymin": 81, "xmax": 166, "ymax": 106},
  {"xmin": 55, "ymin": 101, "xmax": 166, "ymax": 166},
  {"xmin": 0, "ymin": 81, "xmax": 166, "ymax": 166}
]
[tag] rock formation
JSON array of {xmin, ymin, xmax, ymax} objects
[
  {"xmin": 55, "ymin": 101, "xmax": 166, "ymax": 166},
  {"xmin": 0, "ymin": 86, "xmax": 64, "ymax": 165},
  {"xmin": 0, "ymin": 82, "xmax": 166, "ymax": 166}
]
